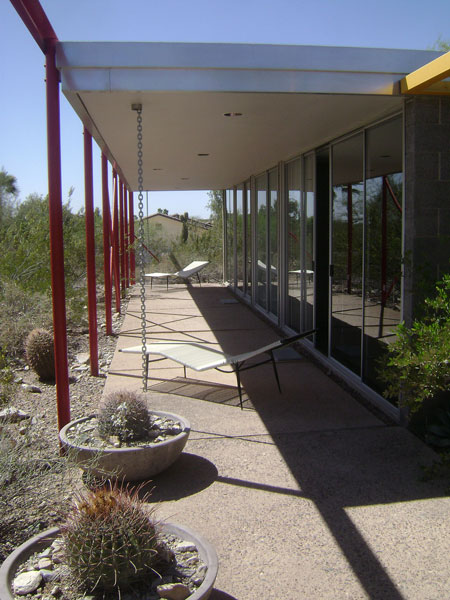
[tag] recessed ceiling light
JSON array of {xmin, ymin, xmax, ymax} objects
[
  {"xmin": 197, "ymin": 153, "xmax": 210, "ymax": 156},
  {"xmin": 224, "ymin": 112, "xmax": 243, "ymax": 117}
]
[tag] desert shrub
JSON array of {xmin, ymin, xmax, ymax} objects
[
  {"xmin": 0, "ymin": 349, "xmax": 15, "ymax": 407},
  {"xmin": 97, "ymin": 390, "xmax": 152, "ymax": 444},
  {"xmin": 0, "ymin": 425, "xmax": 71, "ymax": 562},
  {"xmin": 60, "ymin": 483, "xmax": 159, "ymax": 592},
  {"xmin": 24, "ymin": 328, "xmax": 55, "ymax": 381},
  {"xmin": 0, "ymin": 281, "xmax": 53, "ymax": 358}
]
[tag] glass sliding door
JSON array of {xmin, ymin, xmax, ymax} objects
[
  {"xmin": 331, "ymin": 134, "xmax": 364, "ymax": 375},
  {"xmin": 304, "ymin": 154, "xmax": 315, "ymax": 332},
  {"xmin": 256, "ymin": 174, "xmax": 267, "ymax": 309},
  {"xmin": 236, "ymin": 186, "xmax": 244, "ymax": 291},
  {"xmin": 268, "ymin": 168, "xmax": 278, "ymax": 316},
  {"xmin": 225, "ymin": 189, "xmax": 235, "ymax": 285},
  {"xmin": 286, "ymin": 159, "xmax": 301, "ymax": 331},
  {"xmin": 245, "ymin": 181, "xmax": 252, "ymax": 297},
  {"xmin": 285, "ymin": 156, "xmax": 315, "ymax": 333},
  {"xmin": 363, "ymin": 116, "xmax": 403, "ymax": 394}
]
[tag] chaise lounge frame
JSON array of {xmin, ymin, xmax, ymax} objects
[{"xmin": 120, "ymin": 329, "xmax": 316, "ymax": 409}]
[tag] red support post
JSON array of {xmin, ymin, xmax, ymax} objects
[
  {"xmin": 83, "ymin": 128, "xmax": 99, "ymax": 376},
  {"xmin": 112, "ymin": 170, "xmax": 121, "ymax": 312},
  {"xmin": 129, "ymin": 191, "xmax": 136, "ymax": 284},
  {"xmin": 45, "ymin": 41, "xmax": 70, "ymax": 430},
  {"xmin": 119, "ymin": 179, "xmax": 126, "ymax": 295},
  {"xmin": 101, "ymin": 153, "xmax": 113, "ymax": 335},
  {"xmin": 124, "ymin": 188, "xmax": 130, "ymax": 288}
]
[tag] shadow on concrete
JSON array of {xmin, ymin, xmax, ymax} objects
[
  {"xmin": 138, "ymin": 453, "xmax": 218, "ymax": 502},
  {"xmin": 186, "ymin": 286, "xmax": 447, "ymax": 600},
  {"xmin": 209, "ymin": 590, "xmax": 239, "ymax": 600}
]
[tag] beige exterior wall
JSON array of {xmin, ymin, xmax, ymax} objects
[{"xmin": 146, "ymin": 214, "xmax": 183, "ymax": 241}]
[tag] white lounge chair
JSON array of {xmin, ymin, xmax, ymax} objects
[
  {"xmin": 145, "ymin": 260, "xmax": 209, "ymax": 289},
  {"xmin": 120, "ymin": 329, "xmax": 316, "ymax": 409}
]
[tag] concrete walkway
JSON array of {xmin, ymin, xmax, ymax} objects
[{"xmin": 105, "ymin": 284, "xmax": 450, "ymax": 600}]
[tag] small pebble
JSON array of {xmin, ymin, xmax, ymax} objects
[{"xmin": 175, "ymin": 541, "xmax": 197, "ymax": 553}]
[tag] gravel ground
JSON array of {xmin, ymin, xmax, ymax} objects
[{"xmin": 0, "ymin": 304, "xmax": 125, "ymax": 564}]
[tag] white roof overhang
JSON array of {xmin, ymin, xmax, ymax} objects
[{"xmin": 56, "ymin": 42, "xmax": 443, "ymax": 191}]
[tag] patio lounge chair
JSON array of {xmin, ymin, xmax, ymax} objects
[
  {"xmin": 145, "ymin": 260, "xmax": 209, "ymax": 289},
  {"xmin": 120, "ymin": 329, "xmax": 316, "ymax": 409}
]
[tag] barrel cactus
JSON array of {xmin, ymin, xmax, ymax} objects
[
  {"xmin": 24, "ymin": 328, "xmax": 55, "ymax": 381},
  {"xmin": 97, "ymin": 390, "xmax": 152, "ymax": 445},
  {"xmin": 60, "ymin": 484, "xmax": 160, "ymax": 592}
]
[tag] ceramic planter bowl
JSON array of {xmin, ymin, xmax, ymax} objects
[
  {"xmin": 0, "ymin": 522, "xmax": 218, "ymax": 600},
  {"xmin": 59, "ymin": 410, "xmax": 190, "ymax": 481}
]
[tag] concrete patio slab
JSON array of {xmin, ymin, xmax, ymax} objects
[{"xmin": 103, "ymin": 284, "xmax": 450, "ymax": 600}]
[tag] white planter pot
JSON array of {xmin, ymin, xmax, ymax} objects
[
  {"xmin": 59, "ymin": 410, "xmax": 190, "ymax": 481},
  {"xmin": 0, "ymin": 523, "xmax": 218, "ymax": 600}
]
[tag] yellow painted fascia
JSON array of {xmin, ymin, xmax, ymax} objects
[{"xmin": 400, "ymin": 52, "xmax": 450, "ymax": 94}]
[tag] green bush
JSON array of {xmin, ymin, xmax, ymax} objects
[{"xmin": 380, "ymin": 274, "xmax": 450, "ymax": 413}]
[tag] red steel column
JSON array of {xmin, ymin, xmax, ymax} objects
[
  {"xmin": 101, "ymin": 153, "xmax": 113, "ymax": 335},
  {"xmin": 119, "ymin": 179, "xmax": 125, "ymax": 294},
  {"xmin": 83, "ymin": 128, "xmax": 99, "ymax": 376},
  {"xmin": 45, "ymin": 41, "xmax": 70, "ymax": 429},
  {"xmin": 129, "ymin": 191, "xmax": 136, "ymax": 284},
  {"xmin": 124, "ymin": 188, "xmax": 130, "ymax": 288},
  {"xmin": 112, "ymin": 170, "xmax": 121, "ymax": 312}
]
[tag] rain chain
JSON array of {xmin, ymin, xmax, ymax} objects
[{"xmin": 132, "ymin": 103, "xmax": 147, "ymax": 391}]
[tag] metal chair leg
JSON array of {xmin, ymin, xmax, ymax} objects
[
  {"xmin": 270, "ymin": 351, "xmax": 282, "ymax": 393},
  {"xmin": 235, "ymin": 366, "xmax": 243, "ymax": 410}
]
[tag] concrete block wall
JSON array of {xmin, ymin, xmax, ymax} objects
[{"xmin": 404, "ymin": 95, "xmax": 450, "ymax": 323}]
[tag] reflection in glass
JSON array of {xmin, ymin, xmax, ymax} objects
[
  {"xmin": 331, "ymin": 134, "xmax": 364, "ymax": 375},
  {"xmin": 256, "ymin": 174, "xmax": 267, "ymax": 309},
  {"xmin": 286, "ymin": 159, "xmax": 301, "ymax": 331},
  {"xmin": 286, "ymin": 157, "xmax": 315, "ymax": 333},
  {"xmin": 363, "ymin": 117, "xmax": 403, "ymax": 393},
  {"xmin": 269, "ymin": 169, "xmax": 278, "ymax": 316},
  {"xmin": 226, "ymin": 189, "xmax": 234, "ymax": 285},
  {"xmin": 245, "ymin": 182, "xmax": 252, "ymax": 296},
  {"xmin": 236, "ymin": 187, "xmax": 244, "ymax": 290},
  {"xmin": 304, "ymin": 155, "xmax": 315, "ymax": 332}
]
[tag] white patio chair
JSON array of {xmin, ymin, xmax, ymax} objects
[
  {"xmin": 120, "ymin": 329, "xmax": 316, "ymax": 409},
  {"xmin": 145, "ymin": 260, "xmax": 209, "ymax": 289}
]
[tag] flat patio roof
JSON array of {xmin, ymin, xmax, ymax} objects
[{"xmin": 56, "ymin": 42, "xmax": 443, "ymax": 191}]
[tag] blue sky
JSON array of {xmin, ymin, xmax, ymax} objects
[{"xmin": 0, "ymin": 0, "xmax": 448, "ymax": 217}]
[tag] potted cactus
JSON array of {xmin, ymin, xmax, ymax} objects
[
  {"xmin": 59, "ymin": 390, "xmax": 190, "ymax": 481},
  {"xmin": 0, "ymin": 483, "xmax": 218, "ymax": 600}
]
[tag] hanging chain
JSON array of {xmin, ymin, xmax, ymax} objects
[{"xmin": 133, "ymin": 104, "xmax": 147, "ymax": 391}]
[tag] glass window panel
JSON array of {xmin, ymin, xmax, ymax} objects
[
  {"xmin": 304, "ymin": 154, "xmax": 315, "ymax": 332},
  {"xmin": 269, "ymin": 168, "xmax": 278, "ymax": 316},
  {"xmin": 256, "ymin": 174, "xmax": 267, "ymax": 309},
  {"xmin": 286, "ymin": 159, "xmax": 301, "ymax": 331},
  {"xmin": 236, "ymin": 187, "xmax": 244, "ymax": 291},
  {"xmin": 226, "ymin": 189, "xmax": 234, "ymax": 285},
  {"xmin": 245, "ymin": 182, "xmax": 252, "ymax": 296},
  {"xmin": 331, "ymin": 134, "xmax": 364, "ymax": 376},
  {"xmin": 363, "ymin": 116, "xmax": 403, "ymax": 395}
]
